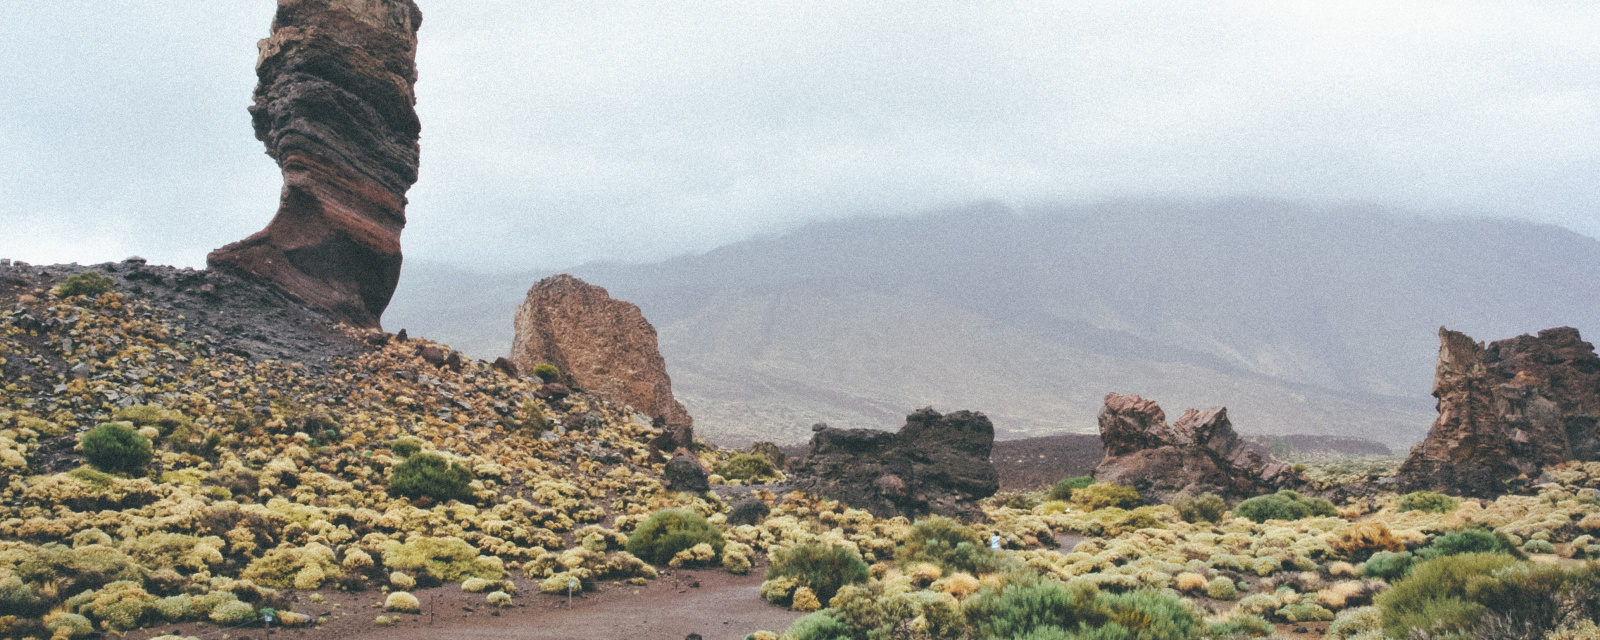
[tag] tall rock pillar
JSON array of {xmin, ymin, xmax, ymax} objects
[{"xmin": 209, "ymin": 0, "xmax": 424, "ymax": 328}]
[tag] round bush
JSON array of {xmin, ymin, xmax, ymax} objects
[
  {"xmin": 1233, "ymin": 490, "xmax": 1336, "ymax": 523},
  {"xmin": 626, "ymin": 509, "xmax": 725, "ymax": 565},
  {"xmin": 1362, "ymin": 551, "xmax": 1414, "ymax": 581},
  {"xmin": 1417, "ymin": 528, "xmax": 1521, "ymax": 560},
  {"xmin": 1398, "ymin": 491, "xmax": 1459, "ymax": 514},
  {"xmin": 389, "ymin": 452, "xmax": 474, "ymax": 502},
  {"xmin": 1047, "ymin": 475, "xmax": 1095, "ymax": 502},
  {"xmin": 81, "ymin": 422, "xmax": 153, "ymax": 474},
  {"xmin": 54, "ymin": 271, "xmax": 116, "ymax": 298},
  {"xmin": 766, "ymin": 542, "xmax": 869, "ymax": 603},
  {"xmin": 1175, "ymin": 493, "xmax": 1228, "ymax": 523},
  {"xmin": 532, "ymin": 363, "xmax": 560, "ymax": 383},
  {"xmin": 895, "ymin": 516, "xmax": 999, "ymax": 575},
  {"xmin": 389, "ymin": 436, "xmax": 424, "ymax": 458},
  {"xmin": 714, "ymin": 453, "xmax": 778, "ymax": 481}
]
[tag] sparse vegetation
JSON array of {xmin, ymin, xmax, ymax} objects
[{"xmin": 52, "ymin": 270, "xmax": 116, "ymax": 298}]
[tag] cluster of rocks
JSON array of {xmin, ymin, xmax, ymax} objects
[
  {"xmin": 1093, "ymin": 393, "xmax": 1298, "ymax": 502},
  {"xmin": 788, "ymin": 407, "xmax": 1000, "ymax": 521},
  {"xmin": 511, "ymin": 274, "xmax": 695, "ymax": 451},
  {"xmin": 1398, "ymin": 327, "xmax": 1600, "ymax": 497},
  {"xmin": 208, "ymin": 0, "xmax": 424, "ymax": 328}
]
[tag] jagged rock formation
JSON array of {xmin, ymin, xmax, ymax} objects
[
  {"xmin": 1093, "ymin": 393, "xmax": 1296, "ymax": 501},
  {"xmin": 511, "ymin": 275, "xmax": 694, "ymax": 442},
  {"xmin": 209, "ymin": 0, "xmax": 424, "ymax": 328},
  {"xmin": 789, "ymin": 407, "xmax": 999, "ymax": 521},
  {"xmin": 1399, "ymin": 327, "xmax": 1600, "ymax": 497}
]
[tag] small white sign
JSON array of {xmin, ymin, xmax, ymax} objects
[{"xmin": 990, "ymin": 535, "xmax": 1001, "ymax": 550}]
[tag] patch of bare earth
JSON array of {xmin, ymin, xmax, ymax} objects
[{"xmin": 123, "ymin": 569, "xmax": 800, "ymax": 640}]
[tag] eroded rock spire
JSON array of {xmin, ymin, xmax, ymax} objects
[{"xmin": 209, "ymin": 0, "xmax": 423, "ymax": 328}]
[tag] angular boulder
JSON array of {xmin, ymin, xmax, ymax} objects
[
  {"xmin": 209, "ymin": 0, "xmax": 424, "ymax": 328},
  {"xmin": 1093, "ymin": 393, "xmax": 1292, "ymax": 501},
  {"xmin": 511, "ymin": 275, "xmax": 694, "ymax": 440},
  {"xmin": 1398, "ymin": 327, "xmax": 1600, "ymax": 497},
  {"xmin": 789, "ymin": 407, "xmax": 999, "ymax": 521}
]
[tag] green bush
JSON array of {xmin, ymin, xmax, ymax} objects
[
  {"xmin": 1047, "ymin": 476, "xmax": 1096, "ymax": 502},
  {"xmin": 714, "ymin": 453, "xmax": 778, "ymax": 481},
  {"xmin": 53, "ymin": 271, "xmax": 115, "ymax": 298},
  {"xmin": 626, "ymin": 509, "xmax": 725, "ymax": 565},
  {"xmin": 962, "ymin": 582, "xmax": 1198, "ymax": 640},
  {"xmin": 786, "ymin": 611, "xmax": 855, "ymax": 640},
  {"xmin": 1232, "ymin": 491, "xmax": 1336, "ymax": 523},
  {"xmin": 1524, "ymin": 539, "xmax": 1556, "ymax": 554},
  {"xmin": 895, "ymin": 516, "xmax": 1000, "ymax": 575},
  {"xmin": 1375, "ymin": 553, "xmax": 1600, "ymax": 638},
  {"xmin": 963, "ymin": 581, "xmax": 1105, "ymax": 639},
  {"xmin": 1361, "ymin": 551, "xmax": 1413, "ymax": 581},
  {"xmin": 389, "ymin": 436, "xmax": 424, "ymax": 458},
  {"xmin": 1398, "ymin": 490, "xmax": 1459, "ymax": 514},
  {"xmin": 532, "ymin": 363, "xmax": 561, "ymax": 383},
  {"xmin": 112, "ymin": 404, "xmax": 193, "ymax": 435},
  {"xmin": 388, "ymin": 452, "xmax": 474, "ymax": 502},
  {"xmin": 81, "ymin": 422, "xmax": 152, "ymax": 474},
  {"xmin": 1416, "ymin": 527, "xmax": 1522, "ymax": 560},
  {"xmin": 1174, "ymin": 494, "xmax": 1228, "ymax": 524},
  {"xmin": 1072, "ymin": 483, "xmax": 1143, "ymax": 510},
  {"xmin": 766, "ymin": 542, "xmax": 869, "ymax": 603}
]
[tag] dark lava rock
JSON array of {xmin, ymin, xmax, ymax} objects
[
  {"xmin": 1093, "ymin": 393, "xmax": 1298, "ymax": 502},
  {"xmin": 664, "ymin": 454, "xmax": 710, "ymax": 493},
  {"xmin": 1399, "ymin": 327, "xmax": 1600, "ymax": 497},
  {"xmin": 789, "ymin": 407, "xmax": 999, "ymax": 521},
  {"xmin": 726, "ymin": 498, "xmax": 771, "ymax": 526}
]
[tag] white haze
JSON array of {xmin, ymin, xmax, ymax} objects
[{"xmin": 0, "ymin": 1, "xmax": 1597, "ymax": 269}]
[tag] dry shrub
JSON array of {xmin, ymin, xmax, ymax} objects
[{"xmin": 1332, "ymin": 522, "xmax": 1404, "ymax": 561}]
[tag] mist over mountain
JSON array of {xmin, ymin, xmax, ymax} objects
[{"xmin": 386, "ymin": 201, "xmax": 1600, "ymax": 447}]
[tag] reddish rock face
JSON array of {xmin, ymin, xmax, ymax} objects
[
  {"xmin": 1399, "ymin": 327, "xmax": 1600, "ymax": 497},
  {"xmin": 208, "ymin": 0, "xmax": 424, "ymax": 328},
  {"xmin": 1094, "ymin": 393, "xmax": 1289, "ymax": 501},
  {"xmin": 511, "ymin": 275, "xmax": 694, "ymax": 438}
]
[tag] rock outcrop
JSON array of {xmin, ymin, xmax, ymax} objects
[
  {"xmin": 1093, "ymin": 393, "xmax": 1295, "ymax": 501},
  {"xmin": 511, "ymin": 275, "xmax": 694, "ymax": 443},
  {"xmin": 1398, "ymin": 327, "xmax": 1600, "ymax": 497},
  {"xmin": 789, "ymin": 407, "xmax": 999, "ymax": 521},
  {"xmin": 208, "ymin": 0, "xmax": 424, "ymax": 328}
]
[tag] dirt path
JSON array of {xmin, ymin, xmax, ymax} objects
[{"xmin": 127, "ymin": 570, "xmax": 802, "ymax": 640}]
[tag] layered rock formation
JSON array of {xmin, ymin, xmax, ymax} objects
[
  {"xmin": 1094, "ymin": 393, "xmax": 1295, "ymax": 501},
  {"xmin": 789, "ymin": 408, "xmax": 999, "ymax": 521},
  {"xmin": 511, "ymin": 275, "xmax": 694, "ymax": 445},
  {"xmin": 1399, "ymin": 327, "xmax": 1600, "ymax": 497},
  {"xmin": 209, "ymin": 0, "xmax": 424, "ymax": 328}
]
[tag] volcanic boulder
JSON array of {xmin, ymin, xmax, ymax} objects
[
  {"xmin": 208, "ymin": 0, "xmax": 424, "ymax": 328},
  {"xmin": 511, "ymin": 275, "xmax": 694, "ymax": 443},
  {"xmin": 789, "ymin": 407, "xmax": 999, "ymax": 521},
  {"xmin": 1398, "ymin": 327, "xmax": 1600, "ymax": 497},
  {"xmin": 1093, "ymin": 393, "xmax": 1293, "ymax": 501}
]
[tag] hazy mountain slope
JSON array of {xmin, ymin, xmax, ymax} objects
[{"xmin": 386, "ymin": 201, "xmax": 1600, "ymax": 447}]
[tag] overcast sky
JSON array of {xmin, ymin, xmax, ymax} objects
[{"xmin": 2, "ymin": 1, "xmax": 1597, "ymax": 271}]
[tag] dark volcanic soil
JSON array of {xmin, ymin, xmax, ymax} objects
[
  {"xmin": 992, "ymin": 433, "xmax": 1104, "ymax": 491},
  {"xmin": 1, "ymin": 259, "xmax": 369, "ymax": 370}
]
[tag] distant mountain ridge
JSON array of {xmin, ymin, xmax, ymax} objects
[{"xmin": 385, "ymin": 200, "xmax": 1600, "ymax": 447}]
